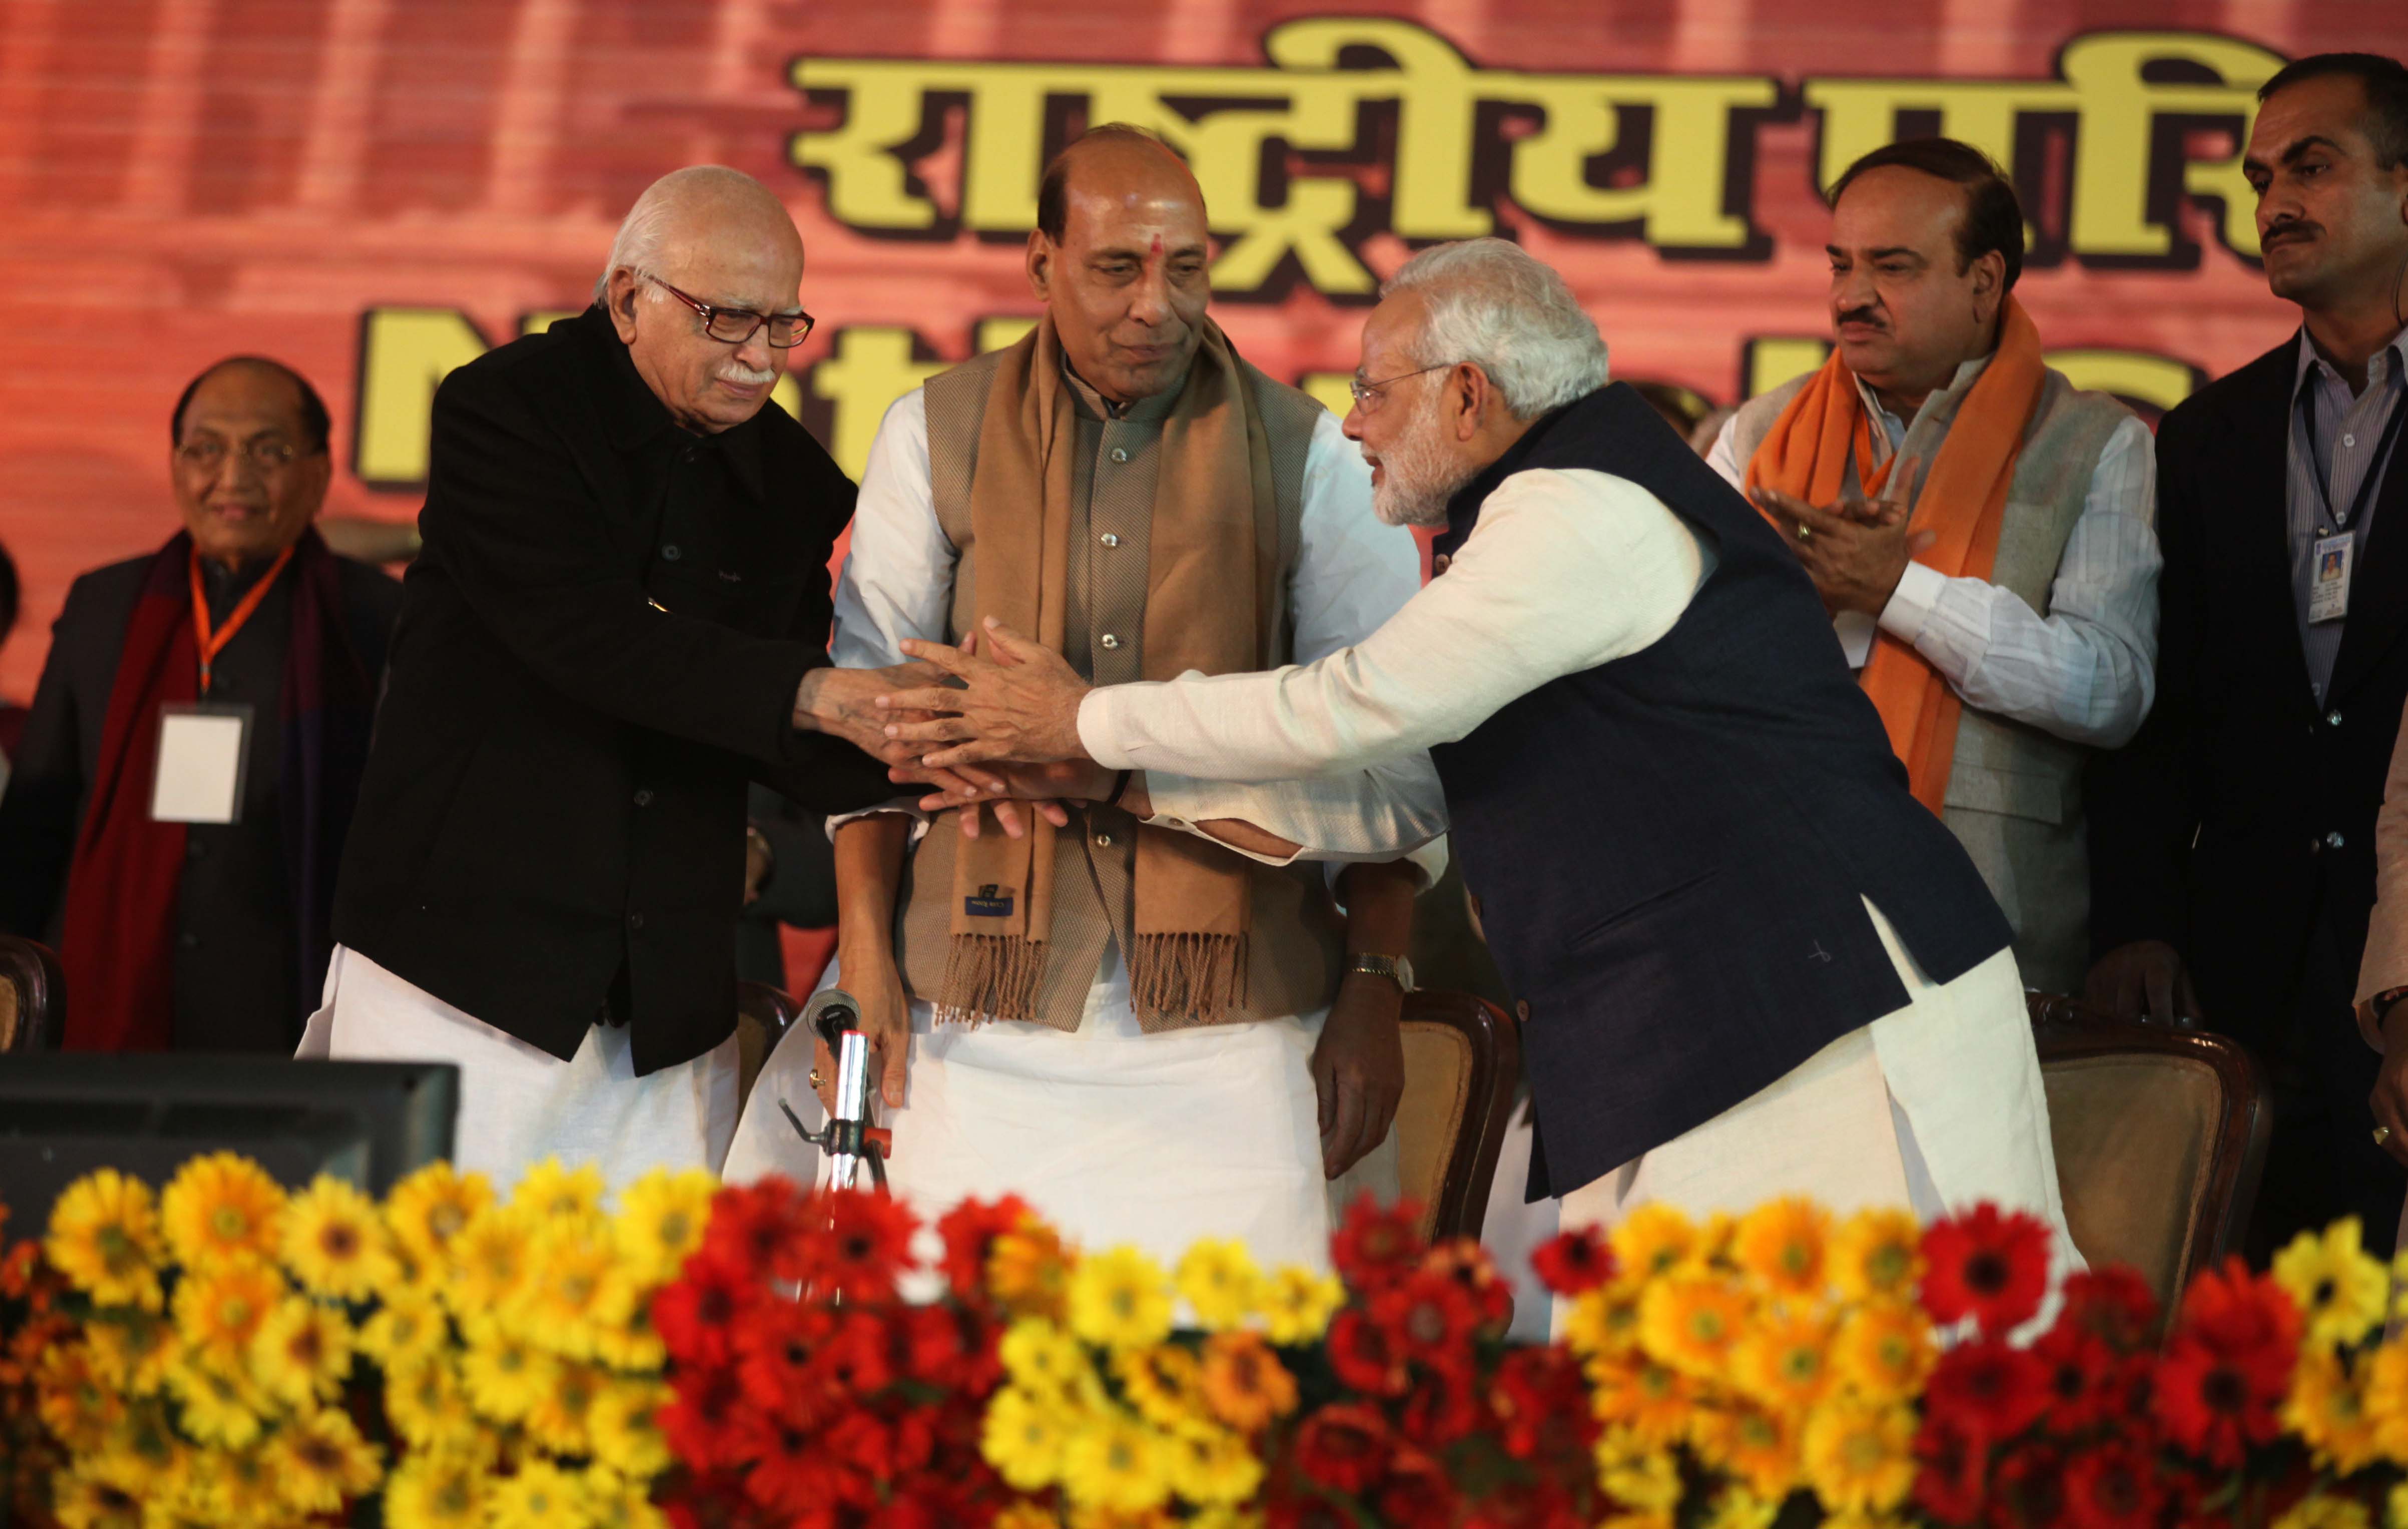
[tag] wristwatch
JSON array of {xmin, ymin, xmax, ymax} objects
[{"xmin": 1345, "ymin": 954, "xmax": 1416, "ymax": 992}]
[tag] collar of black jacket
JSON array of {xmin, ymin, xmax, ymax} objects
[
  {"xmin": 1431, "ymin": 390, "xmax": 1594, "ymax": 560},
  {"xmin": 567, "ymin": 304, "xmax": 769, "ymax": 503}
]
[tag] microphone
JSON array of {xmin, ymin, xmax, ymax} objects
[{"xmin": 790, "ymin": 987, "xmax": 885, "ymax": 1192}]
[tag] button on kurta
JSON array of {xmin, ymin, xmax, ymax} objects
[
  {"xmin": 662, "ymin": 545, "xmax": 682, "ymax": 561},
  {"xmin": 633, "ymin": 789, "xmax": 654, "ymax": 807},
  {"xmin": 1109, "ymin": 447, "xmax": 1129, "ymax": 463},
  {"xmin": 1100, "ymin": 533, "xmax": 1120, "ymax": 548},
  {"xmin": 1100, "ymin": 633, "xmax": 1122, "ymax": 649},
  {"xmin": 1095, "ymin": 832, "xmax": 1114, "ymax": 848}
]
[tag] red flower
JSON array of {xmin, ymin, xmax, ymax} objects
[
  {"xmin": 1491, "ymin": 1347, "xmax": 1594, "ymax": 1462},
  {"xmin": 1987, "ymin": 1442, "xmax": 2065, "ymax": 1529},
  {"xmin": 739, "ymin": 1408, "xmax": 856, "ymax": 1515},
  {"xmin": 2151, "ymin": 1258, "xmax": 2300, "ymax": 1468},
  {"xmin": 657, "ymin": 1366, "xmax": 751, "ymax": 1472},
  {"xmin": 2062, "ymin": 1440, "xmax": 2166, "ymax": 1529},
  {"xmin": 733, "ymin": 1300, "xmax": 839, "ymax": 1416},
  {"xmin": 700, "ymin": 1178, "xmax": 813, "ymax": 1284},
  {"xmin": 1396, "ymin": 1365, "xmax": 1486, "ymax": 1450},
  {"xmin": 1926, "ymin": 1339, "xmax": 2050, "ymax": 1440},
  {"xmin": 1373, "ymin": 1446, "xmax": 1462, "ymax": 1529},
  {"xmin": 653, "ymin": 1249, "xmax": 758, "ymax": 1370},
  {"xmin": 933, "ymin": 1194, "xmax": 1031, "ymax": 1300},
  {"xmin": 1921, "ymin": 1204, "xmax": 2052, "ymax": 1335},
  {"xmin": 1461, "ymin": 1481, "xmax": 1586, "ymax": 1529},
  {"xmin": 897, "ymin": 1302, "xmax": 996, "ymax": 1392},
  {"xmin": 1370, "ymin": 1270, "xmax": 1483, "ymax": 1375},
  {"xmin": 1331, "ymin": 1194, "xmax": 1428, "ymax": 1293},
  {"xmin": 800, "ymin": 1189, "xmax": 919, "ymax": 1301},
  {"xmin": 1419, "ymin": 1240, "xmax": 1516, "ymax": 1331},
  {"xmin": 819, "ymin": 1308, "xmax": 898, "ymax": 1397},
  {"xmin": 1294, "ymin": 1402, "xmax": 1394, "ymax": 1494},
  {"xmin": 1327, "ymin": 1309, "xmax": 1411, "ymax": 1396},
  {"xmin": 2032, "ymin": 1322, "xmax": 2121, "ymax": 1435},
  {"xmin": 1913, "ymin": 1414, "xmax": 1989, "ymax": 1525},
  {"xmin": 2061, "ymin": 1267, "xmax": 2161, "ymax": 1350},
  {"xmin": 1529, "ymin": 1226, "xmax": 1616, "ymax": 1296}
]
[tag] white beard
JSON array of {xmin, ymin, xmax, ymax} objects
[{"xmin": 1369, "ymin": 392, "xmax": 1476, "ymax": 529}]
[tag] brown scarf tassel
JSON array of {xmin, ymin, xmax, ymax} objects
[
  {"xmin": 936, "ymin": 934, "xmax": 1049, "ymax": 1026},
  {"xmin": 1129, "ymin": 932, "xmax": 1249, "ymax": 1027}
]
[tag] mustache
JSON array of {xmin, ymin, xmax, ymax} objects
[
  {"xmin": 2262, "ymin": 219, "xmax": 2321, "ymax": 247},
  {"xmin": 717, "ymin": 361, "xmax": 777, "ymax": 385},
  {"xmin": 1836, "ymin": 306, "xmax": 1886, "ymax": 329}
]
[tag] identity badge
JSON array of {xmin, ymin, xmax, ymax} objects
[
  {"xmin": 964, "ymin": 882, "xmax": 1014, "ymax": 918},
  {"xmin": 151, "ymin": 702, "xmax": 253, "ymax": 825},
  {"xmin": 2310, "ymin": 531, "xmax": 2355, "ymax": 624}
]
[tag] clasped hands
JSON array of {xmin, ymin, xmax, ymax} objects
[{"xmin": 1748, "ymin": 454, "xmax": 1935, "ymax": 618}]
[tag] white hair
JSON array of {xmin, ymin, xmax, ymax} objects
[
  {"xmin": 592, "ymin": 165, "xmax": 777, "ymax": 304},
  {"xmin": 1382, "ymin": 238, "xmax": 1609, "ymax": 417}
]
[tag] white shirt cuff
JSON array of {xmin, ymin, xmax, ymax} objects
[
  {"xmin": 1878, "ymin": 560, "xmax": 1949, "ymax": 647},
  {"xmin": 1079, "ymin": 688, "xmax": 1140, "ymax": 771},
  {"xmin": 827, "ymin": 795, "xmax": 932, "ymax": 843}
]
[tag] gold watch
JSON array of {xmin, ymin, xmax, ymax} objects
[{"xmin": 1345, "ymin": 954, "xmax": 1415, "ymax": 992}]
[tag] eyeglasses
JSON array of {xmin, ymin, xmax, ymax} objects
[
  {"xmin": 1348, "ymin": 362, "xmax": 1456, "ymax": 413},
  {"xmin": 646, "ymin": 276, "xmax": 814, "ymax": 348},
  {"xmin": 175, "ymin": 437, "xmax": 310, "ymax": 474}
]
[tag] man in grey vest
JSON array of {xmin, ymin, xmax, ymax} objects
[
  {"xmin": 723, "ymin": 126, "xmax": 1446, "ymax": 1272},
  {"xmin": 1706, "ymin": 139, "xmax": 2161, "ymax": 997}
]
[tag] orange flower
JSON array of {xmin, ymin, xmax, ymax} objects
[
  {"xmin": 1638, "ymin": 1273, "xmax": 1751, "ymax": 1378},
  {"xmin": 159, "ymin": 1153, "xmax": 286, "ymax": 1270},
  {"xmin": 1831, "ymin": 1299, "xmax": 1935, "ymax": 1403},
  {"xmin": 1690, "ymin": 1403, "xmax": 1800, "ymax": 1500},
  {"xmin": 1731, "ymin": 1199, "xmax": 1829, "ymax": 1301},
  {"xmin": 1198, "ymin": 1331, "xmax": 1297, "ymax": 1432},
  {"xmin": 989, "ymin": 1222, "xmax": 1073, "ymax": 1321},
  {"xmin": 1729, "ymin": 1308, "xmax": 1835, "ymax": 1413},
  {"xmin": 1586, "ymin": 1350, "xmax": 1692, "ymax": 1449}
]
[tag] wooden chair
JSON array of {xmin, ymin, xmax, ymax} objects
[
  {"xmin": 1394, "ymin": 990, "xmax": 1523, "ymax": 1243},
  {"xmin": 2026, "ymin": 993, "xmax": 2270, "ymax": 1319},
  {"xmin": 0, "ymin": 934, "xmax": 64, "ymax": 1054},
  {"xmin": 735, "ymin": 980, "xmax": 803, "ymax": 1108}
]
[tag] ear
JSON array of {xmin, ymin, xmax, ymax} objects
[
  {"xmin": 605, "ymin": 269, "xmax": 643, "ymax": 343},
  {"xmin": 1026, "ymin": 230, "xmax": 1054, "ymax": 302},
  {"xmin": 1451, "ymin": 363, "xmax": 1487, "ymax": 443},
  {"xmin": 1968, "ymin": 249, "xmax": 2006, "ymax": 316}
]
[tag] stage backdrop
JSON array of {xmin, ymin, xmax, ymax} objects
[{"xmin": 0, "ymin": 0, "xmax": 2399, "ymax": 704}]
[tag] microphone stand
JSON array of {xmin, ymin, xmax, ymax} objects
[{"xmin": 778, "ymin": 988, "xmax": 891, "ymax": 1194}]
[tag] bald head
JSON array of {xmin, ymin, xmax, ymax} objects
[
  {"xmin": 599, "ymin": 166, "xmax": 807, "ymax": 434},
  {"xmin": 1027, "ymin": 126, "xmax": 1213, "ymax": 404}
]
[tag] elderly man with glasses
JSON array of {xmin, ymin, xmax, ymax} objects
[
  {"xmin": 305, "ymin": 166, "xmax": 932, "ymax": 1191},
  {"xmin": 0, "ymin": 357, "xmax": 402, "ymax": 1055}
]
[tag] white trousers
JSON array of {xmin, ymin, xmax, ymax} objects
[
  {"xmin": 1555, "ymin": 900, "xmax": 2075, "ymax": 1323},
  {"xmin": 297, "ymin": 945, "xmax": 740, "ymax": 1196}
]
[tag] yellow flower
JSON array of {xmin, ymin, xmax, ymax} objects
[
  {"xmin": 2287, "ymin": 1346, "xmax": 2385, "ymax": 1474},
  {"xmin": 46, "ymin": 1169, "xmax": 165, "ymax": 1311},
  {"xmin": 37, "ymin": 1342, "xmax": 126, "ymax": 1453},
  {"xmin": 1256, "ymin": 1265, "xmax": 1345, "ymax": 1346},
  {"xmin": 514, "ymin": 1218, "xmax": 635, "ymax": 1360},
  {"xmin": 1175, "ymin": 1240, "xmax": 1261, "ymax": 1331},
  {"xmin": 2363, "ymin": 1342, "xmax": 2408, "ymax": 1462},
  {"xmin": 1830, "ymin": 1209, "xmax": 1925, "ymax": 1303},
  {"xmin": 386, "ymin": 1161, "xmax": 495, "ymax": 1269},
  {"xmin": 2275, "ymin": 1219, "xmax": 2389, "ymax": 1351},
  {"xmin": 1198, "ymin": 1331, "xmax": 1297, "ymax": 1432},
  {"xmin": 251, "ymin": 1296, "xmax": 356, "ymax": 1407},
  {"xmin": 161, "ymin": 1356, "xmax": 265, "ymax": 1448},
  {"xmin": 1801, "ymin": 1397, "xmax": 1916, "ymax": 1514},
  {"xmin": 1563, "ymin": 1280, "xmax": 1645, "ymax": 1358},
  {"xmin": 1003, "ymin": 1317, "xmax": 1092, "ymax": 1395},
  {"xmin": 1637, "ymin": 1272, "xmax": 1751, "ymax": 1378},
  {"xmin": 1690, "ymin": 1403, "xmax": 1801, "ymax": 1500},
  {"xmin": 990, "ymin": 1221, "xmax": 1075, "ymax": 1320},
  {"xmin": 1114, "ymin": 1344, "xmax": 1212, "ymax": 1437},
  {"xmin": 190, "ymin": 1442, "xmax": 287, "ymax": 1523},
  {"xmin": 515, "ymin": 1158, "xmax": 606, "ymax": 1223},
  {"xmin": 612, "ymin": 1167, "xmax": 716, "ymax": 1286},
  {"xmin": 995, "ymin": 1506, "xmax": 1065, "ymax": 1529},
  {"xmin": 1732, "ymin": 1198, "xmax": 1829, "ymax": 1300},
  {"xmin": 1167, "ymin": 1426, "xmax": 1263, "ymax": 1506},
  {"xmin": 383, "ymin": 1448, "xmax": 491, "ymax": 1529},
  {"xmin": 1831, "ymin": 1299, "xmax": 1936, "ymax": 1403},
  {"xmin": 272, "ymin": 1404, "xmax": 385, "ymax": 1513},
  {"xmin": 592, "ymin": 1298, "xmax": 668, "ymax": 1372},
  {"xmin": 585, "ymin": 1467, "xmax": 670, "ymax": 1529},
  {"xmin": 1731, "ymin": 1307, "xmax": 1836, "ymax": 1413},
  {"xmin": 2276, "ymin": 1497, "xmax": 2375, "ymax": 1529},
  {"xmin": 588, "ymin": 1378, "xmax": 673, "ymax": 1479},
  {"xmin": 279, "ymin": 1175, "xmax": 393, "ymax": 1300},
  {"xmin": 1069, "ymin": 1247, "xmax": 1175, "ymax": 1351},
  {"xmin": 386, "ymin": 1354, "xmax": 475, "ymax": 1450},
  {"xmin": 93, "ymin": 1400, "xmax": 184, "ymax": 1497},
  {"xmin": 84, "ymin": 1310, "xmax": 174, "ymax": 1395},
  {"xmin": 1595, "ymin": 1429, "xmax": 1682, "ymax": 1511},
  {"xmin": 462, "ymin": 1322, "xmax": 558, "ymax": 1423},
  {"xmin": 488, "ymin": 1458, "xmax": 591, "ymax": 1529},
  {"xmin": 170, "ymin": 1258, "xmax": 285, "ymax": 1368},
  {"xmin": 1188, "ymin": 1510, "xmax": 1264, "ymax": 1529},
  {"xmin": 48, "ymin": 1467, "xmax": 144, "ymax": 1529},
  {"xmin": 1586, "ymin": 1350, "xmax": 1692, "ymax": 1449},
  {"xmin": 1060, "ymin": 1409, "xmax": 1174, "ymax": 1514},
  {"xmin": 525, "ymin": 1358, "xmax": 610, "ymax": 1456},
  {"xmin": 1702, "ymin": 1485, "xmax": 1783, "ymax": 1529},
  {"xmin": 159, "ymin": 1152, "xmax": 286, "ymax": 1269},
  {"xmin": 1611, "ymin": 1203, "xmax": 1701, "ymax": 1281},
  {"xmin": 2389, "ymin": 1483, "xmax": 2408, "ymax": 1529},
  {"xmin": 359, "ymin": 1289, "xmax": 450, "ymax": 1368},
  {"xmin": 447, "ymin": 1203, "xmax": 537, "ymax": 1317},
  {"xmin": 983, "ymin": 1384, "xmax": 1071, "ymax": 1491}
]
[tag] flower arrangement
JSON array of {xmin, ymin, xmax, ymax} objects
[
  {"xmin": 32, "ymin": 1152, "xmax": 704, "ymax": 1528},
  {"xmin": 3, "ymin": 1199, "xmax": 74, "ymax": 1527}
]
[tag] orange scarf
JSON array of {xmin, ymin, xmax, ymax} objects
[{"xmin": 1744, "ymin": 296, "xmax": 2045, "ymax": 814}]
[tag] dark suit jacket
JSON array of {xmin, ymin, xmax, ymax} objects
[
  {"xmin": 2089, "ymin": 333, "xmax": 2408, "ymax": 1031},
  {"xmin": 0, "ymin": 547, "xmax": 402, "ymax": 1047},
  {"xmin": 332, "ymin": 307, "xmax": 891, "ymax": 1074}
]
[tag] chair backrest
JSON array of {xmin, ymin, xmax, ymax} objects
[
  {"xmin": 0, "ymin": 935, "xmax": 64, "ymax": 1054},
  {"xmin": 1393, "ymin": 990, "xmax": 1522, "ymax": 1243},
  {"xmin": 2026, "ymin": 993, "xmax": 2269, "ymax": 1319},
  {"xmin": 735, "ymin": 980, "xmax": 803, "ymax": 1108}
]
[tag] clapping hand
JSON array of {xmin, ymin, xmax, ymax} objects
[{"xmin": 1750, "ymin": 455, "xmax": 1934, "ymax": 618}]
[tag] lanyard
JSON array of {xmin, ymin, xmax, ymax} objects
[
  {"xmin": 187, "ymin": 542, "xmax": 296, "ymax": 692},
  {"xmin": 2300, "ymin": 379, "xmax": 2408, "ymax": 535}
]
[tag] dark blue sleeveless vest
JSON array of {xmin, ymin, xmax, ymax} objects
[{"xmin": 1430, "ymin": 384, "xmax": 2012, "ymax": 1201}]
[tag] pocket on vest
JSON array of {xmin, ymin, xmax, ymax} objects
[
  {"xmin": 1941, "ymin": 763, "xmax": 2069, "ymax": 825},
  {"xmin": 1563, "ymin": 868, "xmax": 1722, "ymax": 953}
]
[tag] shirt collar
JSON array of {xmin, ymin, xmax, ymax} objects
[
  {"xmin": 597, "ymin": 307, "xmax": 768, "ymax": 501},
  {"xmin": 2293, "ymin": 324, "xmax": 2408, "ymax": 401},
  {"xmin": 1852, "ymin": 350, "xmax": 1994, "ymax": 441},
  {"xmin": 1060, "ymin": 354, "xmax": 1188, "ymax": 425}
]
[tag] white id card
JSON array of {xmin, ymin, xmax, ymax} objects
[
  {"xmin": 151, "ymin": 703, "xmax": 252, "ymax": 825},
  {"xmin": 2310, "ymin": 531, "xmax": 2355, "ymax": 624}
]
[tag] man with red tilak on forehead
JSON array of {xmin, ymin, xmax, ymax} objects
[{"xmin": 725, "ymin": 126, "xmax": 1446, "ymax": 1272}]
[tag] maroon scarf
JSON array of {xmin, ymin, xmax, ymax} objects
[{"xmin": 57, "ymin": 529, "xmax": 373, "ymax": 1050}]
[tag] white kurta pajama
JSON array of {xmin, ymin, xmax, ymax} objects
[
  {"xmin": 722, "ymin": 390, "xmax": 1449, "ymax": 1273},
  {"xmin": 1072, "ymin": 465, "xmax": 2077, "ymax": 1273}
]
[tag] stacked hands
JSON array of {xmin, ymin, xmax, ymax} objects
[{"xmin": 793, "ymin": 624, "xmax": 1406, "ymax": 1184}]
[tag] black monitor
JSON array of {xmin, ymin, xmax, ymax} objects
[{"xmin": 0, "ymin": 1056, "xmax": 458, "ymax": 1228}]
